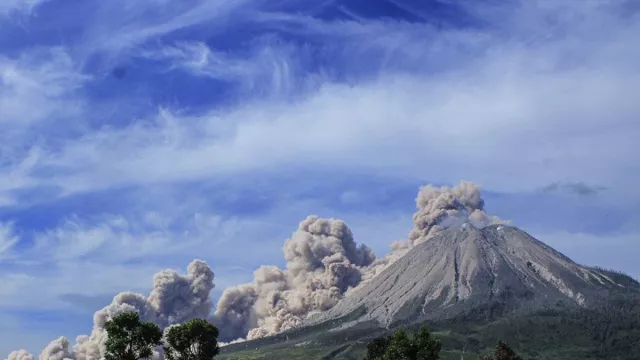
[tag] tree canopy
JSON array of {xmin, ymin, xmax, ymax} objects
[
  {"xmin": 480, "ymin": 341, "xmax": 524, "ymax": 360},
  {"xmin": 104, "ymin": 312, "xmax": 163, "ymax": 360},
  {"xmin": 164, "ymin": 318, "xmax": 221, "ymax": 360},
  {"xmin": 365, "ymin": 326, "xmax": 442, "ymax": 360}
]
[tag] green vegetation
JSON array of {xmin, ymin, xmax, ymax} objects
[
  {"xmin": 364, "ymin": 327, "xmax": 442, "ymax": 360},
  {"xmin": 104, "ymin": 312, "xmax": 163, "ymax": 360},
  {"xmin": 105, "ymin": 313, "xmax": 221, "ymax": 360},
  {"xmin": 164, "ymin": 318, "xmax": 221, "ymax": 360},
  {"xmin": 479, "ymin": 341, "xmax": 523, "ymax": 360}
]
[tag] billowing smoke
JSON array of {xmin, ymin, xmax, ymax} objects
[
  {"xmin": 212, "ymin": 216, "xmax": 375, "ymax": 341},
  {"xmin": 212, "ymin": 182, "xmax": 506, "ymax": 341},
  {"xmin": 7, "ymin": 181, "xmax": 505, "ymax": 357},
  {"xmin": 359, "ymin": 181, "xmax": 507, "ymax": 287},
  {"xmin": 5, "ymin": 260, "xmax": 215, "ymax": 360},
  {"xmin": 39, "ymin": 337, "xmax": 73, "ymax": 360},
  {"xmin": 73, "ymin": 259, "xmax": 214, "ymax": 360},
  {"xmin": 407, "ymin": 180, "xmax": 506, "ymax": 247},
  {"xmin": 7, "ymin": 350, "xmax": 34, "ymax": 360}
]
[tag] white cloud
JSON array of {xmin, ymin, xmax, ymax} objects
[
  {"xmin": 0, "ymin": 222, "xmax": 19, "ymax": 259},
  {"xmin": 136, "ymin": 40, "xmax": 304, "ymax": 97},
  {"xmin": 0, "ymin": 0, "xmax": 48, "ymax": 18},
  {"xmin": 0, "ymin": 0, "xmax": 636, "ymax": 204},
  {"xmin": 0, "ymin": 47, "xmax": 87, "ymax": 127},
  {"xmin": 1, "ymin": 0, "xmax": 638, "ymax": 356},
  {"xmin": 0, "ymin": 47, "xmax": 88, "ymax": 205},
  {"xmin": 73, "ymin": 0, "xmax": 255, "ymax": 65}
]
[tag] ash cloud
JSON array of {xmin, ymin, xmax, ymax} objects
[
  {"xmin": 407, "ymin": 181, "xmax": 506, "ymax": 246},
  {"xmin": 211, "ymin": 181, "xmax": 506, "ymax": 342},
  {"xmin": 7, "ymin": 181, "xmax": 505, "ymax": 357},
  {"xmin": 6, "ymin": 259, "xmax": 215, "ymax": 360},
  {"xmin": 7, "ymin": 350, "xmax": 34, "ymax": 360},
  {"xmin": 39, "ymin": 337, "xmax": 73, "ymax": 360},
  {"xmin": 212, "ymin": 216, "xmax": 375, "ymax": 341}
]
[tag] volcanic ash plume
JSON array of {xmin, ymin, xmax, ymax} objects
[
  {"xmin": 358, "ymin": 181, "xmax": 508, "ymax": 288},
  {"xmin": 6, "ymin": 181, "xmax": 506, "ymax": 354},
  {"xmin": 39, "ymin": 337, "xmax": 74, "ymax": 360},
  {"xmin": 407, "ymin": 180, "xmax": 506, "ymax": 247},
  {"xmin": 7, "ymin": 350, "xmax": 34, "ymax": 360},
  {"xmin": 213, "ymin": 181, "xmax": 506, "ymax": 341},
  {"xmin": 17, "ymin": 259, "xmax": 215, "ymax": 360},
  {"xmin": 212, "ymin": 216, "xmax": 375, "ymax": 341}
]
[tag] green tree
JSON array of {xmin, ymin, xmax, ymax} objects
[
  {"xmin": 365, "ymin": 335, "xmax": 390, "ymax": 360},
  {"xmin": 413, "ymin": 327, "xmax": 442, "ymax": 360},
  {"xmin": 480, "ymin": 341, "xmax": 523, "ymax": 360},
  {"xmin": 164, "ymin": 318, "xmax": 221, "ymax": 360},
  {"xmin": 365, "ymin": 326, "xmax": 441, "ymax": 360},
  {"xmin": 382, "ymin": 329, "xmax": 413, "ymax": 360},
  {"xmin": 104, "ymin": 312, "xmax": 163, "ymax": 360}
]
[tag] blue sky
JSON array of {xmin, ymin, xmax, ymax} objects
[{"xmin": 1, "ymin": 0, "xmax": 639, "ymax": 356}]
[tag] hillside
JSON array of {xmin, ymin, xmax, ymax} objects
[
  {"xmin": 219, "ymin": 225, "xmax": 640, "ymax": 359},
  {"xmin": 307, "ymin": 224, "xmax": 637, "ymax": 329}
]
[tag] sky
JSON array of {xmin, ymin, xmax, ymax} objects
[{"xmin": 0, "ymin": 0, "xmax": 639, "ymax": 356}]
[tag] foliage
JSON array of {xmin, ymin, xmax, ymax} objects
[
  {"xmin": 365, "ymin": 326, "xmax": 442, "ymax": 360},
  {"xmin": 164, "ymin": 318, "xmax": 221, "ymax": 360},
  {"xmin": 104, "ymin": 312, "xmax": 163, "ymax": 360},
  {"xmin": 364, "ymin": 335, "xmax": 390, "ymax": 360},
  {"xmin": 480, "ymin": 341, "xmax": 523, "ymax": 360}
]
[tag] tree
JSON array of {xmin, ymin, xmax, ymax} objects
[
  {"xmin": 164, "ymin": 318, "xmax": 221, "ymax": 360},
  {"xmin": 382, "ymin": 329, "xmax": 413, "ymax": 360},
  {"xmin": 480, "ymin": 341, "xmax": 524, "ymax": 360},
  {"xmin": 365, "ymin": 335, "xmax": 390, "ymax": 360},
  {"xmin": 104, "ymin": 312, "xmax": 163, "ymax": 360},
  {"xmin": 413, "ymin": 327, "xmax": 442, "ymax": 360},
  {"xmin": 364, "ymin": 326, "xmax": 441, "ymax": 360}
]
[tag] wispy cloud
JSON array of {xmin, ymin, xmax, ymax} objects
[
  {"xmin": 0, "ymin": 0, "xmax": 639, "ymax": 355},
  {"xmin": 0, "ymin": 47, "xmax": 87, "ymax": 127},
  {"xmin": 0, "ymin": 222, "xmax": 19, "ymax": 258},
  {"xmin": 0, "ymin": 0, "xmax": 49, "ymax": 18},
  {"xmin": 1, "ymin": 0, "xmax": 637, "ymax": 205},
  {"xmin": 541, "ymin": 182, "xmax": 607, "ymax": 197},
  {"xmin": 72, "ymin": 0, "xmax": 256, "ymax": 66}
]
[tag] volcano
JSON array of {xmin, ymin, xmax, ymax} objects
[{"xmin": 306, "ymin": 224, "xmax": 639, "ymax": 329}]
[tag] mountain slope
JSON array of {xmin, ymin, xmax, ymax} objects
[{"xmin": 307, "ymin": 224, "xmax": 638, "ymax": 328}]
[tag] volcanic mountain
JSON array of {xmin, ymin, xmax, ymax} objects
[{"xmin": 306, "ymin": 224, "xmax": 639, "ymax": 329}]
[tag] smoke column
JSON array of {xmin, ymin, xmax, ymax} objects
[
  {"xmin": 6, "ymin": 181, "xmax": 505, "ymax": 357},
  {"xmin": 212, "ymin": 215, "xmax": 376, "ymax": 341}
]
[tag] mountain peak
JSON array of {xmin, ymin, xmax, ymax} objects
[{"xmin": 306, "ymin": 225, "xmax": 637, "ymax": 329}]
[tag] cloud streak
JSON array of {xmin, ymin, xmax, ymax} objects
[
  {"xmin": 1, "ymin": 0, "xmax": 639, "ymax": 356},
  {"xmin": 1, "ymin": 0, "xmax": 638, "ymax": 206}
]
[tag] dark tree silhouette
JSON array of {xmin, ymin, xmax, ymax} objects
[
  {"xmin": 164, "ymin": 318, "xmax": 221, "ymax": 360},
  {"xmin": 365, "ymin": 335, "xmax": 390, "ymax": 360},
  {"xmin": 364, "ymin": 326, "xmax": 441, "ymax": 360},
  {"xmin": 104, "ymin": 312, "xmax": 163, "ymax": 360},
  {"xmin": 480, "ymin": 340, "xmax": 524, "ymax": 360}
]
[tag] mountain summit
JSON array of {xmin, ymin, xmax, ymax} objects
[{"xmin": 307, "ymin": 224, "xmax": 638, "ymax": 328}]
